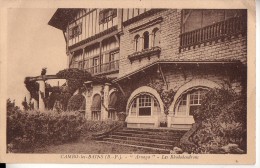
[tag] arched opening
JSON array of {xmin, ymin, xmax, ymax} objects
[
  {"xmin": 108, "ymin": 91, "xmax": 118, "ymax": 120},
  {"xmin": 175, "ymin": 88, "xmax": 209, "ymax": 116},
  {"xmin": 91, "ymin": 94, "xmax": 101, "ymax": 120},
  {"xmin": 129, "ymin": 93, "xmax": 161, "ymax": 117},
  {"xmin": 134, "ymin": 34, "xmax": 140, "ymax": 51},
  {"xmin": 152, "ymin": 28, "xmax": 160, "ymax": 47},
  {"xmin": 143, "ymin": 31, "xmax": 149, "ymax": 49}
]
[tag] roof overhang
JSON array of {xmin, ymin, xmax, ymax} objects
[
  {"xmin": 48, "ymin": 9, "xmax": 81, "ymax": 31},
  {"xmin": 112, "ymin": 60, "xmax": 242, "ymax": 83}
]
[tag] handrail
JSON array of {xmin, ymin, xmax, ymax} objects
[
  {"xmin": 179, "ymin": 16, "xmax": 247, "ymax": 51},
  {"xmin": 86, "ymin": 60, "xmax": 119, "ymax": 75}
]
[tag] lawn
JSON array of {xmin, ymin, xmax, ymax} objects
[{"xmin": 34, "ymin": 139, "xmax": 159, "ymax": 154}]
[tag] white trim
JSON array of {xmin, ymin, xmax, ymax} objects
[
  {"xmin": 169, "ymin": 79, "xmax": 221, "ymax": 115},
  {"xmin": 126, "ymin": 86, "xmax": 164, "ymax": 116}
]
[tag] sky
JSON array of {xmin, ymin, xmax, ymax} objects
[{"xmin": 7, "ymin": 9, "xmax": 67, "ymax": 107}]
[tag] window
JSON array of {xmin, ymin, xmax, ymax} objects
[
  {"xmin": 84, "ymin": 59, "xmax": 89, "ymax": 69},
  {"xmin": 139, "ymin": 95, "xmax": 151, "ymax": 116},
  {"xmin": 78, "ymin": 61, "xmax": 84, "ymax": 70},
  {"xmin": 176, "ymin": 89, "xmax": 207, "ymax": 116},
  {"xmin": 134, "ymin": 35, "xmax": 140, "ymax": 51},
  {"xmin": 129, "ymin": 93, "xmax": 160, "ymax": 117},
  {"xmin": 91, "ymin": 94, "xmax": 101, "ymax": 120},
  {"xmin": 152, "ymin": 28, "xmax": 160, "ymax": 47},
  {"xmin": 93, "ymin": 57, "xmax": 99, "ymax": 73},
  {"xmin": 143, "ymin": 31, "xmax": 149, "ymax": 49},
  {"xmin": 109, "ymin": 50, "xmax": 119, "ymax": 70},
  {"xmin": 69, "ymin": 23, "xmax": 82, "ymax": 39},
  {"xmin": 182, "ymin": 9, "xmax": 246, "ymax": 33},
  {"xmin": 99, "ymin": 9, "xmax": 117, "ymax": 24}
]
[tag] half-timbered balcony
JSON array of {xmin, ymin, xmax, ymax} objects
[
  {"xmin": 87, "ymin": 60, "xmax": 119, "ymax": 75},
  {"xmin": 179, "ymin": 16, "xmax": 247, "ymax": 52}
]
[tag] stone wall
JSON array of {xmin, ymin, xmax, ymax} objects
[{"xmin": 119, "ymin": 9, "xmax": 247, "ymax": 77}]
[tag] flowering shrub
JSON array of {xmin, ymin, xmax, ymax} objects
[
  {"xmin": 67, "ymin": 94, "xmax": 86, "ymax": 111},
  {"xmin": 187, "ymin": 88, "xmax": 247, "ymax": 153},
  {"xmin": 83, "ymin": 120, "xmax": 124, "ymax": 134},
  {"xmin": 7, "ymin": 105, "xmax": 85, "ymax": 153}
]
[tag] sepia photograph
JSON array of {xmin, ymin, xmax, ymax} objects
[{"xmin": 0, "ymin": 0, "xmax": 256, "ymax": 165}]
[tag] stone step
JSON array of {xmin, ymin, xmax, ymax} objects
[
  {"xmin": 109, "ymin": 134, "xmax": 178, "ymax": 145},
  {"xmin": 119, "ymin": 129, "xmax": 186, "ymax": 136},
  {"xmin": 123, "ymin": 127, "xmax": 187, "ymax": 134},
  {"xmin": 103, "ymin": 137, "xmax": 174, "ymax": 150},
  {"xmin": 112, "ymin": 131, "xmax": 182, "ymax": 141},
  {"xmin": 97, "ymin": 141, "xmax": 170, "ymax": 154}
]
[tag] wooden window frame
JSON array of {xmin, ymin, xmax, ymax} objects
[
  {"xmin": 99, "ymin": 9, "xmax": 117, "ymax": 24},
  {"xmin": 69, "ymin": 23, "xmax": 82, "ymax": 39}
]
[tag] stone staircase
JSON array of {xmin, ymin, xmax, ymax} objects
[{"xmin": 98, "ymin": 127, "xmax": 187, "ymax": 153}]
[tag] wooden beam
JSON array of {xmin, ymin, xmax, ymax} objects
[
  {"xmin": 158, "ymin": 64, "xmax": 168, "ymax": 90},
  {"xmin": 115, "ymin": 82, "xmax": 126, "ymax": 97}
]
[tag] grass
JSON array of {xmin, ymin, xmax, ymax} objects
[{"xmin": 34, "ymin": 139, "xmax": 160, "ymax": 154}]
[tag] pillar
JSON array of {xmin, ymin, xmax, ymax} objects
[
  {"xmin": 140, "ymin": 37, "xmax": 144, "ymax": 51},
  {"xmin": 25, "ymin": 90, "xmax": 31, "ymax": 104},
  {"xmin": 102, "ymin": 83, "xmax": 110, "ymax": 120},
  {"xmin": 32, "ymin": 98, "xmax": 38, "ymax": 110},
  {"xmin": 38, "ymin": 80, "xmax": 45, "ymax": 111},
  {"xmin": 149, "ymin": 33, "xmax": 153, "ymax": 48}
]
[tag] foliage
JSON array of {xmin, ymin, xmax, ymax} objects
[
  {"xmin": 67, "ymin": 94, "xmax": 86, "ymax": 111},
  {"xmin": 56, "ymin": 68, "xmax": 91, "ymax": 94},
  {"xmin": 21, "ymin": 97, "xmax": 34, "ymax": 111},
  {"xmin": 7, "ymin": 105, "xmax": 85, "ymax": 153},
  {"xmin": 24, "ymin": 77, "xmax": 39, "ymax": 101},
  {"xmin": 188, "ymin": 88, "xmax": 247, "ymax": 153},
  {"xmin": 160, "ymin": 89, "xmax": 176, "ymax": 115},
  {"xmin": 82, "ymin": 120, "xmax": 124, "ymax": 135}
]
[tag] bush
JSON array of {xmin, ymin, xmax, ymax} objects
[
  {"xmin": 67, "ymin": 94, "xmax": 86, "ymax": 111},
  {"xmin": 190, "ymin": 88, "xmax": 247, "ymax": 153},
  {"xmin": 7, "ymin": 107, "xmax": 85, "ymax": 153},
  {"xmin": 82, "ymin": 120, "xmax": 124, "ymax": 135}
]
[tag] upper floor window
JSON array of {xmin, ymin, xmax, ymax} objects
[
  {"xmin": 143, "ymin": 31, "xmax": 149, "ymax": 49},
  {"xmin": 69, "ymin": 23, "xmax": 82, "ymax": 39},
  {"xmin": 99, "ymin": 9, "xmax": 117, "ymax": 24},
  {"xmin": 179, "ymin": 9, "xmax": 247, "ymax": 51},
  {"xmin": 134, "ymin": 35, "xmax": 140, "ymax": 51},
  {"xmin": 152, "ymin": 28, "xmax": 160, "ymax": 47},
  {"xmin": 182, "ymin": 9, "xmax": 246, "ymax": 33}
]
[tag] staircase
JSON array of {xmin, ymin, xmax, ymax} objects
[{"xmin": 98, "ymin": 127, "xmax": 187, "ymax": 153}]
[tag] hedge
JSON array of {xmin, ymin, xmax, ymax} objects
[{"xmin": 7, "ymin": 106, "xmax": 85, "ymax": 153}]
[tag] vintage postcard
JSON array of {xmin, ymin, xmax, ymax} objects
[{"xmin": 0, "ymin": 0, "xmax": 256, "ymax": 164}]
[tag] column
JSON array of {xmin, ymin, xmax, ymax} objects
[
  {"xmin": 117, "ymin": 9, "xmax": 123, "ymax": 33},
  {"xmin": 102, "ymin": 83, "xmax": 110, "ymax": 120},
  {"xmin": 32, "ymin": 98, "xmax": 38, "ymax": 110},
  {"xmin": 139, "ymin": 37, "xmax": 143, "ymax": 51},
  {"xmin": 38, "ymin": 80, "xmax": 45, "ymax": 111},
  {"xmin": 25, "ymin": 90, "xmax": 31, "ymax": 104},
  {"xmin": 149, "ymin": 33, "xmax": 153, "ymax": 48}
]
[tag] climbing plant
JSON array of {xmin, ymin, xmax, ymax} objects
[
  {"xmin": 56, "ymin": 68, "xmax": 91, "ymax": 94},
  {"xmin": 67, "ymin": 94, "xmax": 86, "ymax": 111},
  {"xmin": 24, "ymin": 77, "xmax": 39, "ymax": 101}
]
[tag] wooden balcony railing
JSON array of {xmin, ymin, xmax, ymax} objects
[
  {"xmin": 179, "ymin": 16, "xmax": 247, "ymax": 52},
  {"xmin": 87, "ymin": 60, "xmax": 119, "ymax": 75}
]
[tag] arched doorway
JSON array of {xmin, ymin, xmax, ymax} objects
[
  {"xmin": 126, "ymin": 86, "xmax": 164, "ymax": 128},
  {"xmin": 91, "ymin": 94, "xmax": 101, "ymax": 120}
]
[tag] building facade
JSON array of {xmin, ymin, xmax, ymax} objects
[{"xmin": 48, "ymin": 9, "xmax": 247, "ymax": 129}]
